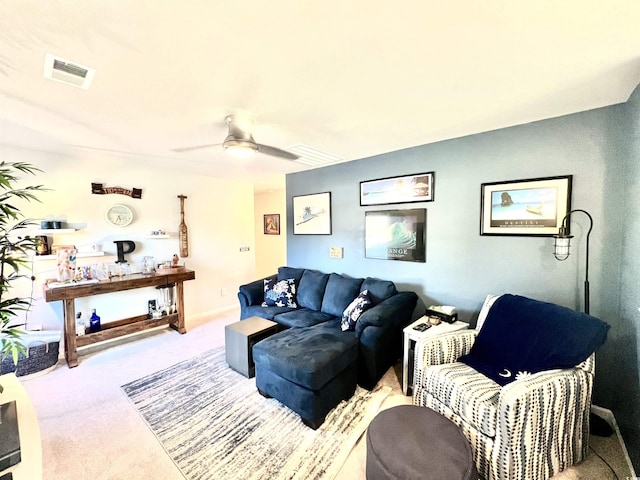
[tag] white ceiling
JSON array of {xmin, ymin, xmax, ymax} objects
[{"xmin": 1, "ymin": 1, "xmax": 640, "ymax": 192}]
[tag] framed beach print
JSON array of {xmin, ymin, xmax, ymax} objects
[
  {"xmin": 480, "ymin": 175, "xmax": 572, "ymax": 236},
  {"xmin": 263, "ymin": 214, "xmax": 280, "ymax": 235},
  {"xmin": 360, "ymin": 172, "xmax": 434, "ymax": 206},
  {"xmin": 365, "ymin": 208, "xmax": 426, "ymax": 262},
  {"xmin": 293, "ymin": 192, "xmax": 332, "ymax": 235}
]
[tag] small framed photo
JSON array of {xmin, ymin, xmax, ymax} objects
[
  {"xmin": 293, "ymin": 192, "xmax": 332, "ymax": 235},
  {"xmin": 480, "ymin": 175, "xmax": 572, "ymax": 236},
  {"xmin": 263, "ymin": 214, "xmax": 280, "ymax": 235},
  {"xmin": 360, "ymin": 172, "xmax": 434, "ymax": 206}
]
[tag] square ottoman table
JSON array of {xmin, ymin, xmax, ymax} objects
[
  {"xmin": 252, "ymin": 320, "xmax": 359, "ymax": 429},
  {"xmin": 225, "ymin": 316, "xmax": 279, "ymax": 378}
]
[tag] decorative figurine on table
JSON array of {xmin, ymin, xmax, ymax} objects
[{"xmin": 172, "ymin": 254, "xmax": 179, "ymax": 266}]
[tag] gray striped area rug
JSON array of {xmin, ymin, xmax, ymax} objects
[{"xmin": 122, "ymin": 346, "xmax": 390, "ymax": 480}]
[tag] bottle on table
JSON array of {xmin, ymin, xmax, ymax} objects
[
  {"xmin": 89, "ymin": 309, "xmax": 101, "ymax": 333},
  {"xmin": 76, "ymin": 312, "xmax": 86, "ymax": 336}
]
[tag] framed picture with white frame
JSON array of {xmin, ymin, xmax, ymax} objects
[{"xmin": 292, "ymin": 192, "xmax": 332, "ymax": 235}]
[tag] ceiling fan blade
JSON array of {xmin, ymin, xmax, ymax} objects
[
  {"xmin": 171, "ymin": 143, "xmax": 222, "ymax": 153},
  {"xmin": 256, "ymin": 144, "xmax": 300, "ymax": 160}
]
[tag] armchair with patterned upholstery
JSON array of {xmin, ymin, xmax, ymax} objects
[{"xmin": 412, "ymin": 294, "xmax": 609, "ymax": 480}]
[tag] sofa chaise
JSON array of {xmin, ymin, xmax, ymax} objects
[{"xmin": 237, "ymin": 266, "xmax": 418, "ymax": 427}]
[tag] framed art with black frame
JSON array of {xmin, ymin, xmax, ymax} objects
[
  {"xmin": 293, "ymin": 192, "xmax": 332, "ymax": 235},
  {"xmin": 365, "ymin": 208, "xmax": 426, "ymax": 262},
  {"xmin": 480, "ymin": 175, "xmax": 572, "ymax": 236},
  {"xmin": 360, "ymin": 172, "xmax": 434, "ymax": 206}
]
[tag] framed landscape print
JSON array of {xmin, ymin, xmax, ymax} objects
[
  {"xmin": 263, "ymin": 214, "xmax": 280, "ymax": 235},
  {"xmin": 480, "ymin": 175, "xmax": 572, "ymax": 236},
  {"xmin": 360, "ymin": 172, "xmax": 434, "ymax": 206},
  {"xmin": 365, "ymin": 208, "xmax": 426, "ymax": 262},
  {"xmin": 293, "ymin": 192, "xmax": 332, "ymax": 235}
]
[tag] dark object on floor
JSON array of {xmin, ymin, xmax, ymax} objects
[
  {"xmin": 591, "ymin": 412, "xmax": 614, "ymax": 437},
  {"xmin": 0, "ymin": 332, "xmax": 60, "ymax": 376},
  {"xmin": 366, "ymin": 405, "xmax": 478, "ymax": 480},
  {"xmin": 0, "ymin": 401, "xmax": 21, "ymax": 472}
]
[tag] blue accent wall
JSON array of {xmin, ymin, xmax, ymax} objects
[
  {"xmin": 619, "ymin": 82, "xmax": 640, "ymax": 468},
  {"xmin": 286, "ymin": 88, "xmax": 639, "ymax": 469}
]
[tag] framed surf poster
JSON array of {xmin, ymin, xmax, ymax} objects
[{"xmin": 365, "ymin": 208, "xmax": 426, "ymax": 262}]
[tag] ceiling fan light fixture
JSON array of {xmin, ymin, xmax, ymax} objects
[{"xmin": 223, "ymin": 138, "xmax": 257, "ymax": 158}]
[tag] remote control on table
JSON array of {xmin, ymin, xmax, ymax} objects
[{"xmin": 412, "ymin": 323, "xmax": 431, "ymax": 332}]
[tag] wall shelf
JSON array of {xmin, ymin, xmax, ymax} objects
[{"xmin": 32, "ymin": 228, "xmax": 79, "ymax": 234}]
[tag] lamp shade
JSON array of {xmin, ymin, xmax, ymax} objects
[{"xmin": 553, "ymin": 226, "xmax": 573, "ymax": 261}]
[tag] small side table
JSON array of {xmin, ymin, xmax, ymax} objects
[
  {"xmin": 225, "ymin": 317, "xmax": 279, "ymax": 378},
  {"xmin": 402, "ymin": 317, "xmax": 469, "ymax": 396}
]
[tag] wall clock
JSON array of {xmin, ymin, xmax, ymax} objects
[{"xmin": 105, "ymin": 204, "xmax": 134, "ymax": 227}]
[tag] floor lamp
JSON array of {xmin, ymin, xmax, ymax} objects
[
  {"xmin": 552, "ymin": 209, "xmax": 593, "ymax": 314},
  {"xmin": 552, "ymin": 209, "xmax": 611, "ymax": 436}
]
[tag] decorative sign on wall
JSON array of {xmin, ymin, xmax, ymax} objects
[
  {"xmin": 91, "ymin": 183, "xmax": 143, "ymax": 199},
  {"xmin": 113, "ymin": 240, "xmax": 136, "ymax": 263}
]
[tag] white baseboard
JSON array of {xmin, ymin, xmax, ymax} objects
[{"xmin": 591, "ymin": 404, "xmax": 637, "ymax": 477}]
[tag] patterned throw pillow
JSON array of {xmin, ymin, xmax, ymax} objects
[
  {"xmin": 341, "ymin": 290, "xmax": 373, "ymax": 331},
  {"xmin": 262, "ymin": 278, "xmax": 297, "ymax": 308}
]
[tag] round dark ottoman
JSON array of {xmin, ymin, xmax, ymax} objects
[{"xmin": 366, "ymin": 405, "xmax": 478, "ymax": 480}]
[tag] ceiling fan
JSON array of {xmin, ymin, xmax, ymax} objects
[{"xmin": 171, "ymin": 115, "xmax": 299, "ymax": 160}]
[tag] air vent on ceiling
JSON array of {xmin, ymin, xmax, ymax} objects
[
  {"xmin": 43, "ymin": 53, "xmax": 95, "ymax": 89},
  {"xmin": 287, "ymin": 144, "xmax": 344, "ymax": 167}
]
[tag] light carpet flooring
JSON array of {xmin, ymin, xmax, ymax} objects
[{"xmin": 20, "ymin": 309, "xmax": 633, "ymax": 480}]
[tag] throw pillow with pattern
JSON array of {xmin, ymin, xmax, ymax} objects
[
  {"xmin": 341, "ymin": 290, "xmax": 373, "ymax": 331},
  {"xmin": 262, "ymin": 278, "xmax": 297, "ymax": 308}
]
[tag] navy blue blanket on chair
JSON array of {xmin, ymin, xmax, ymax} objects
[{"xmin": 459, "ymin": 294, "xmax": 610, "ymax": 386}]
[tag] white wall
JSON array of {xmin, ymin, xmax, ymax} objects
[
  {"xmin": 254, "ymin": 189, "xmax": 286, "ymax": 278},
  {"xmin": 3, "ymin": 144, "xmax": 257, "ymax": 332}
]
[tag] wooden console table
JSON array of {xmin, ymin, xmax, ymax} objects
[{"xmin": 43, "ymin": 268, "xmax": 195, "ymax": 368}]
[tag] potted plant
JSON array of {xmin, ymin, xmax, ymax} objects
[{"xmin": 0, "ymin": 161, "xmax": 46, "ymax": 393}]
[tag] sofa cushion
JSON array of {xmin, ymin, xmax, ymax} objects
[
  {"xmin": 277, "ymin": 266, "xmax": 305, "ymax": 284},
  {"xmin": 320, "ymin": 273, "xmax": 364, "ymax": 317},
  {"xmin": 422, "ymin": 362, "xmax": 501, "ymax": 438},
  {"xmin": 262, "ymin": 278, "xmax": 297, "ymax": 308},
  {"xmin": 296, "ymin": 269, "xmax": 330, "ymax": 311},
  {"xmin": 242, "ymin": 304, "xmax": 297, "ymax": 321},
  {"xmin": 274, "ymin": 309, "xmax": 336, "ymax": 328},
  {"xmin": 361, "ymin": 277, "xmax": 397, "ymax": 304},
  {"xmin": 459, "ymin": 294, "xmax": 610, "ymax": 386},
  {"xmin": 341, "ymin": 289, "xmax": 373, "ymax": 332},
  {"xmin": 253, "ymin": 319, "xmax": 358, "ymax": 390}
]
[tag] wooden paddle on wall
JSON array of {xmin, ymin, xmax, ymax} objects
[{"xmin": 177, "ymin": 194, "xmax": 189, "ymax": 257}]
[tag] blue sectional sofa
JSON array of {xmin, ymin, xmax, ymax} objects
[
  {"xmin": 237, "ymin": 266, "xmax": 418, "ymax": 428},
  {"xmin": 237, "ymin": 266, "xmax": 418, "ymax": 390}
]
